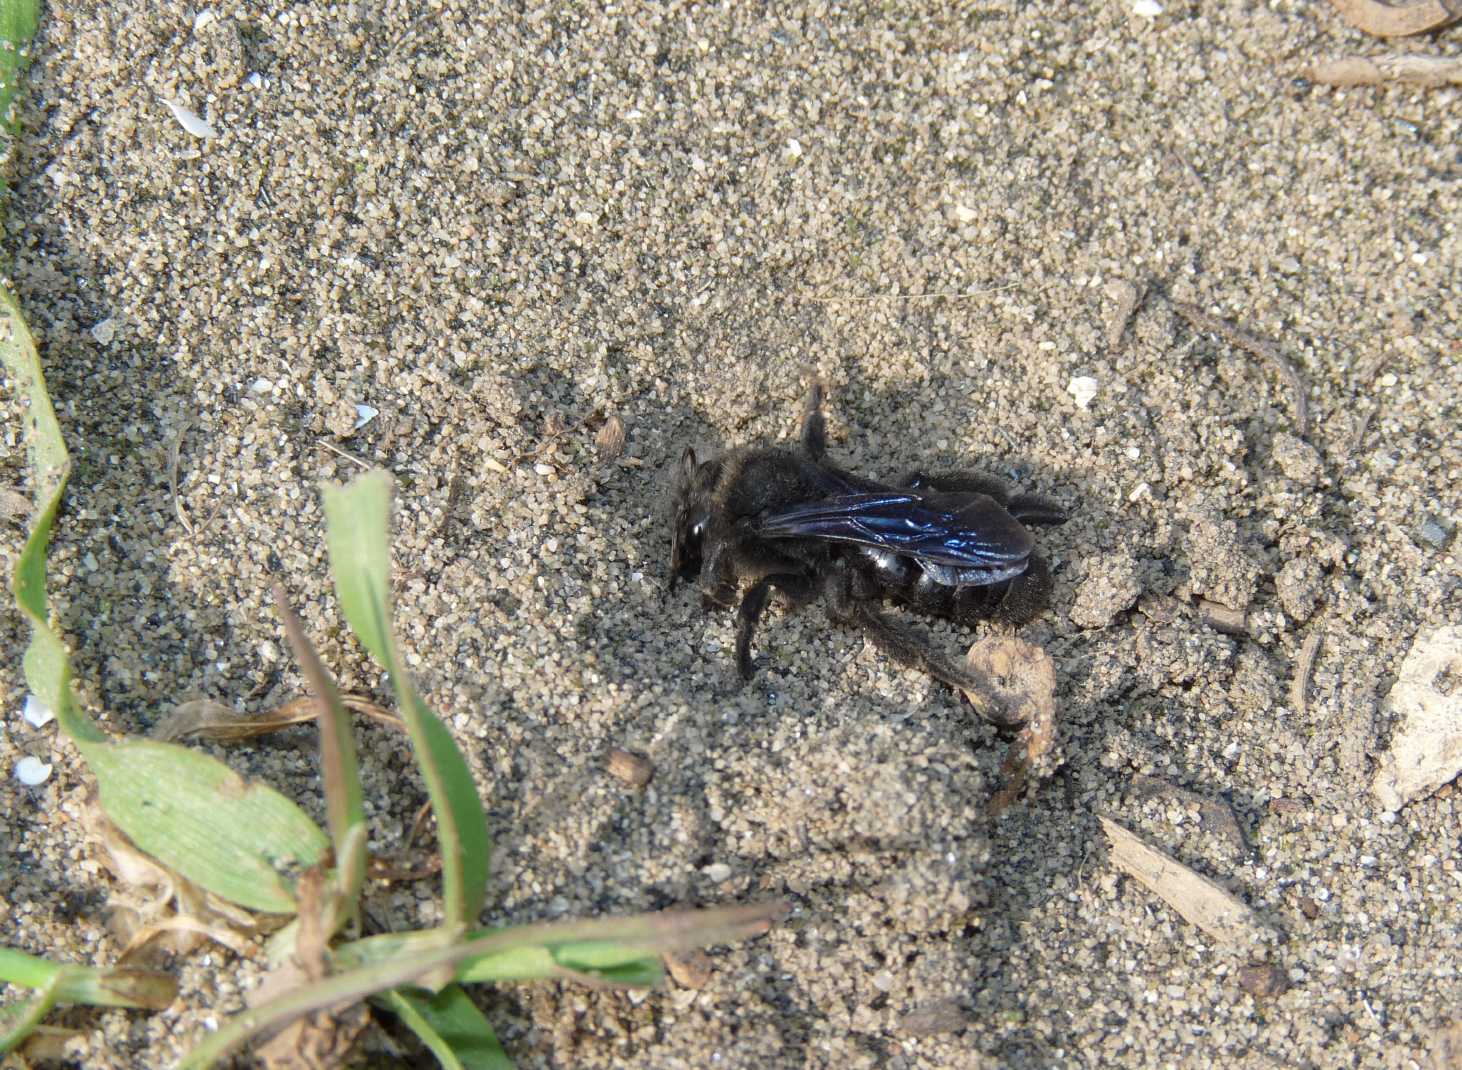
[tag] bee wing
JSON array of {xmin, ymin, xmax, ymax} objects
[{"xmin": 757, "ymin": 491, "xmax": 1033, "ymax": 568}]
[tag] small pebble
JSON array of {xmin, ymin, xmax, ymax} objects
[
  {"xmin": 1272, "ymin": 434, "xmax": 1322, "ymax": 486},
  {"xmin": 1133, "ymin": 0, "xmax": 1163, "ymax": 16},
  {"xmin": 90, "ymin": 318, "xmax": 117, "ymax": 344},
  {"xmin": 607, "ymin": 748, "xmax": 653, "ymax": 789},
  {"xmin": 703, "ymin": 862, "xmax": 733, "ymax": 883},
  {"xmin": 1417, "ymin": 517, "xmax": 1449, "ymax": 549}
]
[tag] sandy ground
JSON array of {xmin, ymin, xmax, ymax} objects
[{"xmin": 2, "ymin": 2, "xmax": 1459, "ymax": 1067}]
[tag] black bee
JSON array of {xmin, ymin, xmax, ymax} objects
[{"xmin": 669, "ymin": 385, "xmax": 1066, "ymax": 726}]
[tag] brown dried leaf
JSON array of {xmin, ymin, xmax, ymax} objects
[
  {"xmin": 664, "ymin": 949, "xmax": 713, "ymax": 989},
  {"xmin": 1099, "ymin": 815, "xmax": 1272, "ymax": 950},
  {"xmin": 968, "ymin": 637, "xmax": 1059, "ymax": 812},
  {"xmin": 151, "ymin": 695, "xmax": 404, "ymax": 743},
  {"xmin": 965, "ymin": 636, "xmax": 1056, "ymax": 736},
  {"xmin": 1237, "ymin": 962, "xmax": 1290, "ymax": 999},
  {"xmin": 0, "ymin": 485, "xmax": 31, "ymax": 523},
  {"xmin": 897, "ymin": 997, "xmax": 973, "ymax": 1036},
  {"xmin": 255, "ymin": 1005, "xmax": 371, "ymax": 1070},
  {"xmin": 595, "ymin": 414, "xmax": 627, "ymax": 458},
  {"xmin": 86, "ymin": 803, "xmax": 264, "ymax": 962}
]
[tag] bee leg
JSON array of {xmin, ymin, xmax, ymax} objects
[
  {"xmin": 736, "ymin": 573, "xmax": 816, "ymax": 680},
  {"xmin": 991, "ymin": 553, "xmax": 1054, "ymax": 625},
  {"xmin": 896, "ymin": 469, "xmax": 1014, "ymax": 499},
  {"xmin": 798, "ymin": 382, "xmax": 827, "ymax": 459},
  {"xmin": 834, "ymin": 596, "xmax": 1025, "ymax": 729}
]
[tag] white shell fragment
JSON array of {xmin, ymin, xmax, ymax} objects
[
  {"xmin": 15, "ymin": 756, "xmax": 53, "ymax": 786},
  {"xmin": 1067, "ymin": 376, "xmax": 1099, "ymax": 410},
  {"xmin": 785, "ymin": 138, "xmax": 803, "ymax": 159},
  {"xmin": 162, "ymin": 99, "xmax": 219, "ymax": 139},
  {"xmin": 1133, "ymin": 0, "xmax": 1164, "ymax": 17},
  {"xmin": 1373, "ymin": 626, "xmax": 1462, "ymax": 811},
  {"xmin": 353, "ymin": 403, "xmax": 379, "ymax": 430},
  {"xmin": 23, "ymin": 694, "xmax": 54, "ymax": 728}
]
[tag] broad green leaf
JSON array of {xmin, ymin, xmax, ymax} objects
[
  {"xmin": 378, "ymin": 985, "xmax": 513, "ymax": 1070},
  {"xmin": 274, "ymin": 585, "xmax": 367, "ymax": 917},
  {"xmin": 0, "ymin": 0, "xmax": 39, "ymax": 134},
  {"xmin": 322, "ymin": 472, "xmax": 490, "ymax": 925},
  {"xmin": 87, "ymin": 740, "xmax": 328, "ymax": 914}
]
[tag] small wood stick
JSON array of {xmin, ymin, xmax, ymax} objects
[
  {"xmin": 1306, "ymin": 55, "xmax": 1462, "ymax": 87},
  {"xmin": 1327, "ymin": 0, "xmax": 1461, "ymax": 38},
  {"xmin": 1174, "ymin": 303, "xmax": 1310, "ymax": 435},
  {"xmin": 1291, "ymin": 632, "xmax": 1323, "ymax": 718}
]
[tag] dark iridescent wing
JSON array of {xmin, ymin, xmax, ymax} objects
[{"xmin": 757, "ymin": 491, "xmax": 1033, "ymax": 568}]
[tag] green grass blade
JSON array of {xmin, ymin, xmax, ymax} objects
[
  {"xmin": 378, "ymin": 985, "xmax": 513, "ymax": 1070},
  {"xmin": 87, "ymin": 740, "xmax": 329, "ymax": 914},
  {"xmin": 274, "ymin": 584, "xmax": 367, "ymax": 914},
  {"xmin": 180, "ymin": 902, "xmax": 781, "ymax": 1069},
  {"xmin": 1, "ymin": 287, "xmax": 103, "ymax": 745},
  {"xmin": 0, "ymin": 948, "xmax": 173, "ymax": 1050},
  {"xmin": 50, "ymin": 965, "xmax": 176, "ymax": 1010},
  {"xmin": 0, "ymin": 948, "xmax": 58, "ymax": 990},
  {"xmin": 0, "ymin": 990, "xmax": 56, "ymax": 1054},
  {"xmin": 0, "ymin": 0, "xmax": 39, "ymax": 134},
  {"xmin": 322, "ymin": 472, "xmax": 490, "ymax": 925}
]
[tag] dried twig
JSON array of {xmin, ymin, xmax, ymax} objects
[
  {"xmin": 168, "ymin": 420, "xmax": 195, "ymax": 535},
  {"xmin": 1328, "ymin": 0, "xmax": 1461, "ymax": 37},
  {"xmin": 1306, "ymin": 54, "xmax": 1462, "ymax": 85},
  {"xmin": 1174, "ymin": 303, "xmax": 1310, "ymax": 435},
  {"xmin": 1348, "ymin": 404, "xmax": 1376, "ymax": 458},
  {"xmin": 1099, "ymin": 815, "xmax": 1272, "ymax": 949},
  {"xmin": 317, "ymin": 438, "xmax": 372, "ymax": 470},
  {"xmin": 1290, "ymin": 632, "xmax": 1323, "ymax": 718},
  {"xmin": 1197, "ymin": 598, "xmax": 1249, "ymax": 636},
  {"xmin": 806, "ymin": 283, "xmax": 1018, "ymax": 303}
]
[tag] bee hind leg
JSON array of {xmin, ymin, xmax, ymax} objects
[
  {"xmin": 832, "ymin": 594, "xmax": 1026, "ymax": 729},
  {"xmin": 798, "ymin": 382, "xmax": 828, "ymax": 459}
]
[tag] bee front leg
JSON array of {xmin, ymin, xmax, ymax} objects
[{"xmin": 735, "ymin": 573, "xmax": 817, "ymax": 680}]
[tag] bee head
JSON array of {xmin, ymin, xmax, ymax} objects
[{"xmin": 669, "ymin": 446, "xmax": 718, "ymax": 587}]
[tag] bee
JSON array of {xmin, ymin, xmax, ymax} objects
[{"xmin": 669, "ymin": 385, "xmax": 1066, "ymax": 726}]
